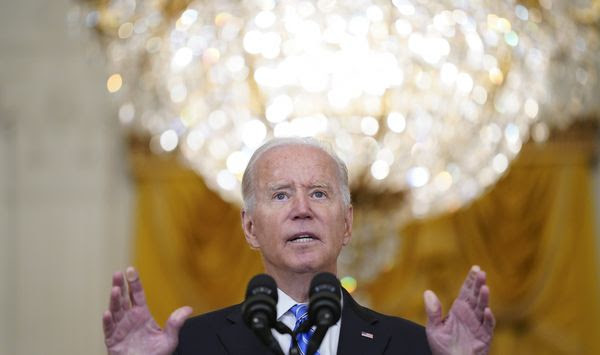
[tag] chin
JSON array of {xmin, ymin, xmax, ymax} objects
[{"xmin": 288, "ymin": 258, "xmax": 334, "ymax": 274}]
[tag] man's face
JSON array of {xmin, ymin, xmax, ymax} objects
[{"xmin": 241, "ymin": 144, "xmax": 353, "ymax": 275}]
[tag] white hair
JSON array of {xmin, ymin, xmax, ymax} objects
[{"xmin": 241, "ymin": 137, "xmax": 351, "ymax": 211}]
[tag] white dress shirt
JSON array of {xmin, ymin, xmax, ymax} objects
[{"xmin": 271, "ymin": 288, "xmax": 342, "ymax": 355}]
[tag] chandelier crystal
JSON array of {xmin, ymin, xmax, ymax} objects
[{"xmin": 72, "ymin": 0, "xmax": 599, "ymax": 281}]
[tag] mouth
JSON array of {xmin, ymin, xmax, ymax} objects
[{"xmin": 287, "ymin": 232, "xmax": 320, "ymax": 244}]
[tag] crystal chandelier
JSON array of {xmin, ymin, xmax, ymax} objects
[{"xmin": 72, "ymin": 0, "xmax": 599, "ymax": 281}]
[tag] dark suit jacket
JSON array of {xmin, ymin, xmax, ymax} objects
[{"xmin": 174, "ymin": 289, "xmax": 432, "ymax": 354}]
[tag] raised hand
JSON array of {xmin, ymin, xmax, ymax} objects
[
  {"xmin": 102, "ymin": 267, "xmax": 193, "ymax": 355},
  {"xmin": 424, "ymin": 266, "xmax": 496, "ymax": 355}
]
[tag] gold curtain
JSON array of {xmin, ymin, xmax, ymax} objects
[
  {"xmin": 130, "ymin": 123, "xmax": 599, "ymax": 354},
  {"xmin": 130, "ymin": 142, "xmax": 263, "ymax": 323},
  {"xmin": 364, "ymin": 122, "xmax": 600, "ymax": 354}
]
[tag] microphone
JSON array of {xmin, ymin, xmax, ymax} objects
[
  {"xmin": 305, "ymin": 272, "xmax": 342, "ymax": 355},
  {"xmin": 242, "ymin": 274, "xmax": 284, "ymax": 355}
]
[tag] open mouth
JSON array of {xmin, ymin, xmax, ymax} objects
[{"xmin": 288, "ymin": 233, "xmax": 319, "ymax": 243}]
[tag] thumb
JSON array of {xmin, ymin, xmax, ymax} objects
[
  {"xmin": 424, "ymin": 290, "xmax": 443, "ymax": 327},
  {"xmin": 165, "ymin": 306, "xmax": 193, "ymax": 342}
]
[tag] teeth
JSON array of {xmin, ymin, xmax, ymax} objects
[{"xmin": 291, "ymin": 235, "xmax": 314, "ymax": 243}]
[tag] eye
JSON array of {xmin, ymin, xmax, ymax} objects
[
  {"xmin": 312, "ymin": 190, "xmax": 327, "ymax": 199},
  {"xmin": 273, "ymin": 192, "xmax": 288, "ymax": 200}
]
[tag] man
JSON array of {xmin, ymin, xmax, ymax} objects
[{"xmin": 103, "ymin": 137, "xmax": 495, "ymax": 354}]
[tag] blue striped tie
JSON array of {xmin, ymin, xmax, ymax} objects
[{"xmin": 291, "ymin": 304, "xmax": 320, "ymax": 355}]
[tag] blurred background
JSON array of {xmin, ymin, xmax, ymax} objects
[{"xmin": 1, "ymin": 0, "xmax": 599, "ymax": 354}]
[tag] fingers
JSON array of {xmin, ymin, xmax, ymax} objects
[
  {"xmin": 459, "ymin": 265, "xmax": 486, "ymax": 308},
  {"xmin": 475, "ymin": 285, "xmax": 490, "ymax": 321},
  {"xmin": 113, "ymin": 271, "xmax": 131, "ymax": 311},
  {"xmin": 424, "ymin": 290, "xmax": 443, "ymax": 327},
  {"xmin": 109, "ymin": 286, "xmax": 125, "ymax": 323},
  {"xmin": 482, "ymin": 307, "xmax": 496, "ymax": 334},
  {"xmin": 126, "ymin": 267, "xmax": 147, "ymax": 307},
  {"xmin": 102, "ymin": 310, "xmax": 115, "ymax": 338},
  {"xmin": 457, "ymin": 266, "xmax": 476, "ymax": 304},
  {"xmin": 105, "ymin": 266, "xmax": 145, "ymax": 329},
  {"xmin": 474, "ymin": 270, "xmax": 486, "ymax": 297},
  {"xmin": 165, "ymin": 306, "xmax": 194, "ymax": 342}
]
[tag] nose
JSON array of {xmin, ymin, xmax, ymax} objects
[{"xmin": 291, "ymin": 193, "xmax": 313, "ymax": 220}]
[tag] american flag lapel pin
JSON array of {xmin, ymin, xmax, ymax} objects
[{"xmin": 361, "ymin": 331, "xmax": 374, "ymax": 339}]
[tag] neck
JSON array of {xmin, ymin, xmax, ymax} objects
[{"xmin": 265, "ymin": 266, "xmax": 337, "ymax": 303}]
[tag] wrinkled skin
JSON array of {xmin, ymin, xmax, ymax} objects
[
  {"xmin": 241, "ymin": 144, "xmax": 352, "ymax": 294},
  {"xmin": 102, "ymin": 142, "xmax": 495, "ymax": 355},
  {"xmin": 102, "ymin": 267, "xmax": 192, "ymax": 355},
  {"xmin": 425, "ymin": 266, "xmax": 496, "ymax": 355},
  {"xmin": 103, "ymin": 265, "xmax": 495, "ymax": 355}
]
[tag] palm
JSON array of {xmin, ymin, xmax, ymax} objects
[
  {"xmin": 424, "ymin": 266, "xmax": 495, "ymax": 355},
  {"xmin": 105, "ymin": 305, "xmax": 172, "ymax": 355},
  {"xmin": 103, "ymin": 268, "xmax": 192, "ymax": 355}
]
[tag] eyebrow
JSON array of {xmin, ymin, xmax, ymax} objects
[
  {"xmin": 267, "ymin": 182, "xmax": 292, "ymax": 191},
  {"xmin": 309, "ymin": 182, "xmax": 331, "ymax": 189},
  {"xmin": 266, "ymin": 182, "xmax": 332, "ymax": 190}
]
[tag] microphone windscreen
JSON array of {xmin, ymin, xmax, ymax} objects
[
  {"xmin": 245, "ymin": 273, "xmax": 278, "ymax": 303},
  {"xmin": 308, "ymin": 272, "xmax": 341, "ymax": 328},
  {"xmin": 242, "ymin": 274, "xmax": 285, "ymax": 355},
  {"xmin": 309, "ymin": 272, "xmax": 340, "ymax": 300}
]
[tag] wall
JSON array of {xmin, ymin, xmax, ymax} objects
[
  {"xmin": 0, "ymin": 1, "xmax": 598, "ymax": 354},
  {"xmin": 595, "ymin": 147, "xmax": 600, "ymax": 278},
  {"xmin": 0, "ymin": 1, "xmax": 132, "ymax": 354}
]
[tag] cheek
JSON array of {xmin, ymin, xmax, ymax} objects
[
  {"xmin": 256, "ymin": 211, "xmax": 279, "ymax": 234},
  {"xmin": 254, "ymin": 212, "xmax": 283, "ymax": 241},
  {"xmin": 325, "ymin": 212, "xmax": 346, "ymax": 233}
]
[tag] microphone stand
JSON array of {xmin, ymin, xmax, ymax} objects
[
  {"xmin": 305, "ymin": 325, "xmax": 327, "ymax": 355},
  {"xmin": 250, "ymin": 315, "xmax": 285, "ymax": 355},
  {"xmin": 279, "ymin": 320, "xmax": 329, "ymax": 355},
  {"xmin": 274, "ymin": 321, "xmax": 302, "ymax": 355}
]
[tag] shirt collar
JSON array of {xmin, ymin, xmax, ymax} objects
[
  {"xmin": 276, "ymin": 288, "xmax": 302, "ymax": 320},
  {"xmin": 275, "ymin": 288, "xmax": 345, "ymax": 320}
]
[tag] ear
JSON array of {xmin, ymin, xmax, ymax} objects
[
  {"xmin": 241, "ymin": 209, "xmax": 260, "ymax": 249},
  {"xmin": 342, "ymin": 204, "xmax": 353, "ymax": 246}
]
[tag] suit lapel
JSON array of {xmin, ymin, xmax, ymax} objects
[
  {"xmin": 215, "ymin": 293, "xmax": 392, "ymax": 355},
  {"xmin": 216, "ymin": 304, "xmax": 271, "ymax": 355},
  {"xmin": 337, "ymin": 289, "xmax": 391, "ymax": 355}
]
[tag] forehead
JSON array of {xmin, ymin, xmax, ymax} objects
[{"xmin": 254, "ymin": 144, "xmax": 338, "ymax": 186}]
